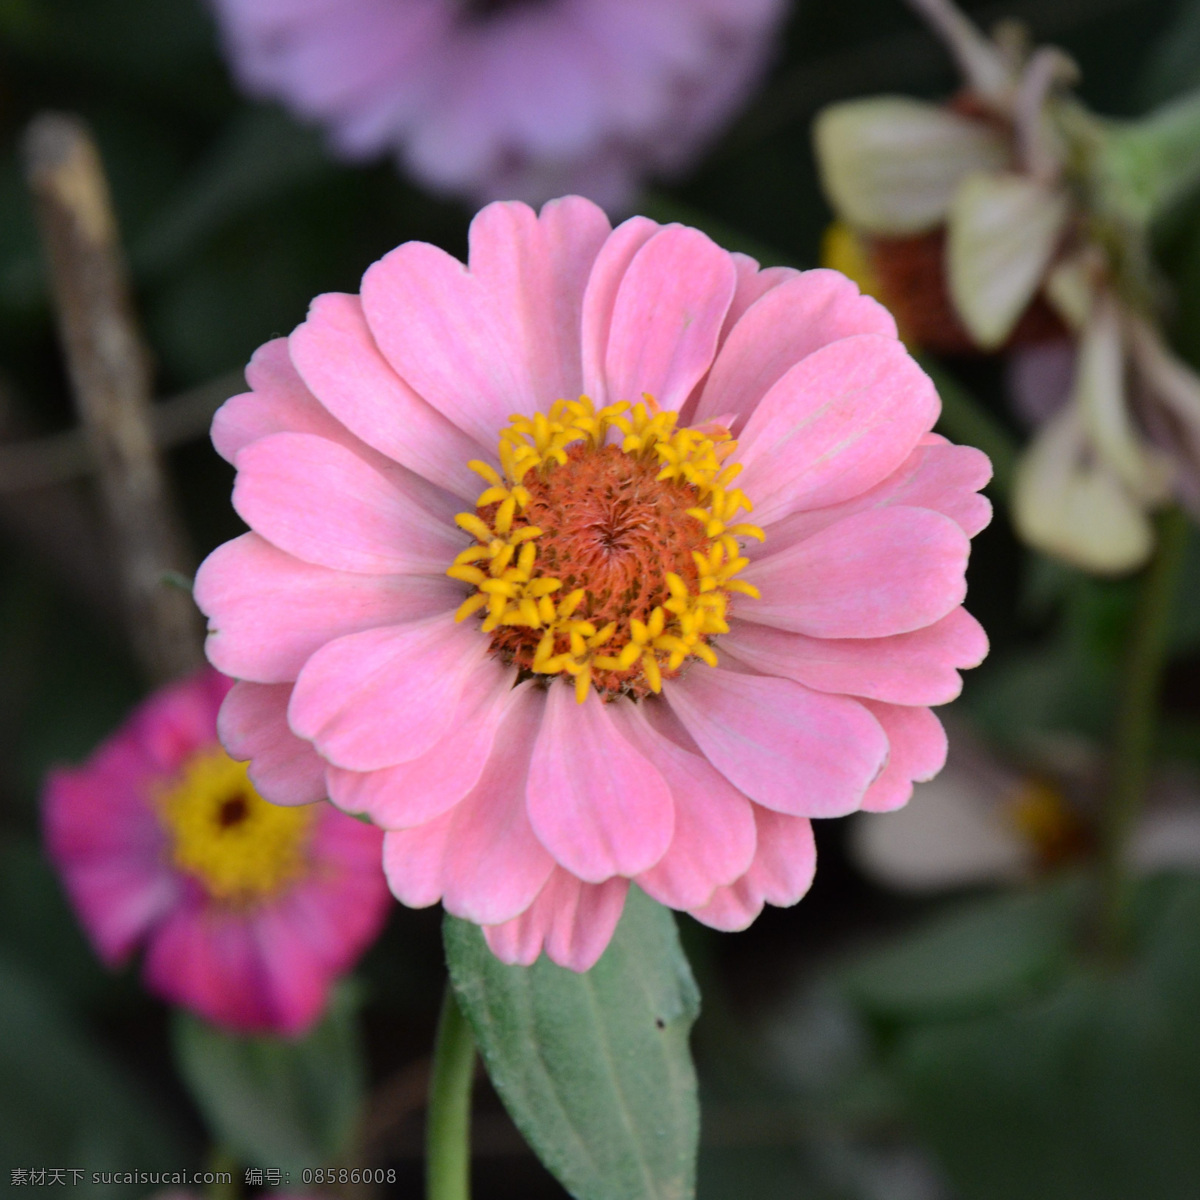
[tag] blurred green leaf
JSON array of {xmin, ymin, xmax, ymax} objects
[
  {"xmin": 445, "ymin": 886, "xmax": 701, "ymax": 1200},
  {"xmin": 0, "ymin": 952, "xmax": 189, "ymax": 1186},
  {"xmin": 896, "ymin": 875, "xmax": 1200, "ymax": 1200},
  {"xmin": 172, "ymin": 984, "xmax": 365, "ymax": 1173},
  {"xmin": 840, "ymin": 882, "xmax": 1083, "ymax": 1024}
]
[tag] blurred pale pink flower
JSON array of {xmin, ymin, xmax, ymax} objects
[
  {"xmin": 195, "ymin": 195, "xmax": 991, "ymax": 972},
  {"xmin": 851, "ymin": 719, "xmax": 1200, "ymax": 891},
  {"xmin": 43, "ymin": 668, "xmax": 390, "ymax": 1036},
  {"xmin": 207, "ymin": 0, "xmax": 787, "ymax": 210}
]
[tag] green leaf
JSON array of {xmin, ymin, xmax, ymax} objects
[
  {"xmin": 172, "ymin": 983, "xmax": 365, "ymax": 1172},
  {"xmin": 444, "ymin": 886, "xmax": 701, "ymax": 1200},
  {"xmin": 840, "ymin": 881, "xmax": 1082, "ymax": 1023},
  {"xmin": 895, "ymin": 875, "xmax": 1200, "ymax": 1200},
  {"xmin": 0, "ymin": 952, "xmax": 189, "ymax": 1186}
]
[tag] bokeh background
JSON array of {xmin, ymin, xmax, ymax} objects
[{"xmin": 3, "ymin": 0, "xmax": 1200, "ymax": 1197}]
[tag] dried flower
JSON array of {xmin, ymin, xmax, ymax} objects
[{"xmin": 814, "ymin": 0, "xmax": 1200, "ymax": 573}]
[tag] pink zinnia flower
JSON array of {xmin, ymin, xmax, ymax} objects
[
  {"xmin": 43, "ymin": 667, "xmax": 390, "ymax": 1035},
  {"xmin": 207, "ymin": 0, "xmax": 787, "ymax": 210},
  {"xmin": 195, "ymin": 195, "xmax": 991, "ymax": 972}
]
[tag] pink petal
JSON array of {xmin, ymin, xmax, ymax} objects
[
  {"xmin": 526, "ymin": 686, "xmax": 674, "ymax": 882},
  {"xmin": 361, "ymin": 238, "xmax": 536, "ymax": 448},
  {"xmin": 44, "ymin": 750, "xmax": 160, "ymax": 861},
  {"xmin": 693, "ymin": 269, "xmax": 897, "ymax": 429},
  {"xmin": 143, "ymin": 903, "xmax": 278, "ymax": 1034},
  {"xmin": 742, "ymin": 507, "xmax": 970, "ymax": 639},
  {"xmin": 130, "ymin": 670, "xmax": 232, "ymax": 772},
  {"xmin": 42, "ymin": 703, "xmax": 202, "ymax": 967},
  {"xmin": 753, "ymin": 440, "xmax": 993, "ymax": 552},
  {"xmin": 736, "ymin": 334, "xmax": 940, "ymax": 525},
  {"xmin": 689, "ymin": 807, "xmax": 817, "ymax": 932},
  {"xmin": 147, "ymin": 803, "xmax": 390, "ymax": 1036},
  {"xmin": 381, "ymin": 683, "xmax": 555, "ymax": 924},
  {"xmin": 327, "ymin": 654, "xmax": 518, "ymax": 828},
  {"xmin": 233, "ymin": 432, "xmax": 461, "ymax": 575},
  {"xmin": 611, "ymin": 702, "xmax": 757, "ymax": 910},
  {"xmin": 211, "ymin": 338, "xmax": 356, "ymax": 465},
  {"xmin": 247, "ymin": 813, "xmax": 390, "ymax": 1035},
  {"xmin": 483, "ymin": 871, "xmax": 629, "ymax": 972},
  {"xmin": 245, "ymin": 902, "xmax": 336, "ymax": 1036},
  {"xmin": 264, "ymin": 806, "xmax": 389, "ymax": 964},
  {"xmin": 859, "ymin": 702, "xmax": 949, "ymax": 813},
  {"xmin": 196, "ymin": 533, "xmax": 460, "ymax": 684},
  {"xmin": 580, "ymin": 215, "xmax": 660, "ymax": 405},
  {"xmin": 718, "ymin": 257, "xmax": 799, "ymax": 348},
  {"xmin": 665, "ymin": 667, "xmax": 887, "ymax": 818},
  {"xmin": 308, "ymin": 802, "xmax": 390, "ymax": 896},
  {"xmin": 468, "ymin": 197, "xmax": 612, "ymax": 407},
  {"xmin": 43, "ymin": 763, "xmax": 179, "ymax": 963},
  {"xmin": 885, "ymin": 442, "xmax": 993, "ymax": 537},
  {"xmin": 218, "ymin": 681, "xmax": 329, "ymax": 805},
  {"xmin": 602, "ymin": 225, "xmax": 737, "ymax": 411},
  {"xmin": 59, "ymin": 861, "xmax": 179, "ymax": 965},
  {"xmin": 289, "ymin": 292, "xmax": 483, "ymax": 501},
  {"xmin": 721, "ymin": 608, "xmax": 989, "ymax": 707},
  {"xmin": 289, "ymin": 613, "xmax": 488, "ymax": 771}
]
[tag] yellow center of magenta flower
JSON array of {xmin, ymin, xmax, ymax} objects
[
  {"xmin": 448, "ymin": 396, "xmax": 764, "ymax": 703},
  {"xmin": 158, "ymin": 749, "xmax": 316, "ymax": 902}
]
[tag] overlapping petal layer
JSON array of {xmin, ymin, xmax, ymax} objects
[{"xmin": 197, "ymin": 195, "xmax": 991, "ymax": 971}]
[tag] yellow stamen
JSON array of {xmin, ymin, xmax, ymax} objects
[
  {"xmin": 158, "ymin": 749, "xmax": 314, "ymax": 903},
  {"xmin": 446, "ymin": 395, "xmax": 763, "ymax": 702}
]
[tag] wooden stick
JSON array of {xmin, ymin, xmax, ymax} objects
[{"xmin": 23, "ymin": 112, "xmax": 204, "ymax": 684}]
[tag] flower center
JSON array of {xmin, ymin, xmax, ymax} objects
[
  {"xmin": 158, "ymin": 749, "xmax": 316, "ymax": 902},
  {"xmin": 448, "ymin": 396, "xmax": 764, "ymax": 703}
]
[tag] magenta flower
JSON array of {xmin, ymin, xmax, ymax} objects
[
  {"xmin": 207, "ymin": 0, "xmax": 787, "ymax": 210},
  {"xmin": 195, "ymin": 196, "xmax": 991, "ymax": 972},
  {"xmin": 43, "ymin": 668, "xmax": 390, "ymax": 1036}
]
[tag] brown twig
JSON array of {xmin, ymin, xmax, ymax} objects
[{"xmin": 23, "ymin": 113, "xmax": 204, "ymax": 684}]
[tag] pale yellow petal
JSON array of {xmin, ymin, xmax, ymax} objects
[
  {"xmin": 813, "ymin": 97, "xmax": 1009, "ymax": 236},
  {"xmin": 1073, "ymin": 296, "xmax": 1173, "ymax": 502},
  {"xmin": 947, "ymin": 171, "xmax": 1070, "ymax": 349},
  {"xmin": 1013, "ymin": 405, "xmax": 1155, "ymax": 574}
]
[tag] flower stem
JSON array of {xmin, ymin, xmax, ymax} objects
[
  {"xmin": 427, "ymin": 984, "xmax": 476, "ymax": 1200},
  {"xmin": 1099, "ymin": 506, "xmax": 1190, "ymax": 952}
]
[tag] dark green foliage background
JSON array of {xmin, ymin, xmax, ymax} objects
[{"xmin": 2, "ymin": 0, "xmax": 1200, "ymax": 1196}]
